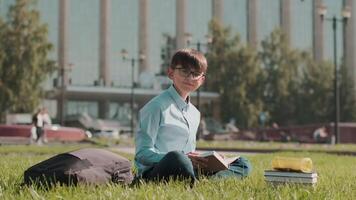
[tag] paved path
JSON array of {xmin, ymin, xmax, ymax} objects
[
  {"xmin": 112, "ymin": 146, "xmax": 257, "ymax": 156},
  {"xmin": 112, "ymin": 146, "xmax": 356, "ymax": 157}
]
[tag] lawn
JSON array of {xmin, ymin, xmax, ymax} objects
[
  {"xmin": 88, "ymin": 137, "xmax": 356, "ymax": 153},
  {"xmin": 197, "ymin": 140, "xmax": 356, "ymax": 152},
  {"xmin": 0, "ymin": 143, "xmax": 355, "ymax": 200}
]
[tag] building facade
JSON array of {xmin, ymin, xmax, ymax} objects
[{"xmin": 0, "ymin": 0, "xmax": 355, "ymax": 124}]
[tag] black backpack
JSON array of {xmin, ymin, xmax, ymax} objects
[{"xmin": 24, "ymin": 148, "xmax": 133, "ymax": 187}]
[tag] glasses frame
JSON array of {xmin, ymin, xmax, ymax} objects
[{"xmin": 174, "ymin": 67, "xmax": 205, "ymax": 80}]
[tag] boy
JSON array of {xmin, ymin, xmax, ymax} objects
[{"xmin": 135, "ymin": 49, "xmax": 251, "ymax": 183}]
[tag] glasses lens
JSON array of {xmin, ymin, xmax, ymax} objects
[
  {"xmin": 180, "ymin": 69, "xmax": 190, "ymax": 77},
  {"xmin": 192, "ymin": 72, "xmax": 204, "ymax": 79}
]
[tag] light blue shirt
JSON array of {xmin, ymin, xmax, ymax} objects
[{"xmin": 135, "ymin": 85, "xmax": 200, "ymax": 175}]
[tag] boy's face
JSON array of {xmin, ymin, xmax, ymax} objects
[{"xmin": 167, "ymin": 65, "xmax": 205, "ymax": 95}]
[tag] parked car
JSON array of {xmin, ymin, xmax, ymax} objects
[
  {"xmin": 92, "ymin": 129, "xmax": 120, "ymax": 139},
  {"xmin": 0, "ymin": 124, "xmax": 87, "ymax": 144}
]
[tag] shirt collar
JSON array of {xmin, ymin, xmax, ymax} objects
[{"xmin": 168, "ymin": 85, "xmax": 189, "ymax": 111}]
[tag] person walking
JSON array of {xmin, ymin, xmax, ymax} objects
[
  {"xmin": 41, "ymin": 107, "xmax": 52, "ymax": 143},
  {"xmin": 32, "ymin": 109, "xmax": 44, "ymax": 145},
  {"xmin": 32, "ymin": 107, "xmax": 52, "ymax": 145}
]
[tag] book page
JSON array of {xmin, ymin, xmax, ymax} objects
[
  {"xmin": 224, "ymin": 156, "xmax": 240, "ymax": 165},
  {"xmin": 198, "ymin": 151, "xmax": 240, "ymax": 172}
]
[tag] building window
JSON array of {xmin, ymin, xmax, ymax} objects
[
  {"xmin": 290, "ymin": 0, "xmax": 313, "ymax": 51},
  {"xmin": 256, "ymin": 0, "xmax": 280, "ymax": 43},
  {"xmin": 223, "ymin": 0, "xmax": 247, "ymax": 42}
]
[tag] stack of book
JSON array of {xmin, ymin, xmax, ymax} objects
[{"xmin": 264, "ymin": 170, "xmax": 318, "ymax": 185}]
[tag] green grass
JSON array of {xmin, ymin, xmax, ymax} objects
[
  {"xmin": 87, "ymin": 137, "xmax": 356, "ymax": 152},
  {"xmin": 1, "ymin": 144, "xmax": 356, "ymax": 199},
  {"xmin": 197, "ymin": 140, "xmax": 356, "ymax": 152}
]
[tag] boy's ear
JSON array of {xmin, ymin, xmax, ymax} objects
[
  {"xmin": 167, "ymin": 67, "xmax": 174, "ymax": 79},
  {"xmin": 200, "ymin": 75, "xmax": 205, "ymax": 84}
]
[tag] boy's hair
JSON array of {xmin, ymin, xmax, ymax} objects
[{"xmin": 170, "ymin": 48, "xmax": 208, "ymax": 72}]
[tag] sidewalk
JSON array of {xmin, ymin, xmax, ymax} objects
[
  {"xmin": 112, "ymin": 146, "xmax": 257, "ymax": 156},
  {"xmin": 112, "ymin": 145, "xmax": 356, "ymax": 156}
]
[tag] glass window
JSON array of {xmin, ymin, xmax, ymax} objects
[
  {"xmin": 36, "ymin": 0, "xmax": 58, "ymax": 89},
  {"xmin": 68, "ymin": 0, "xmax": 100, "ymax": 86},
  {"xmin": 256, "ymin": 0, "xmax": 280, "ymax": 43},
  {"xmin": 111, "ymin": 0, "xmax": 139, "ymax": 87},
  {"xmin": 186, "ymin": 0, "xmax": 212, "ymax": 52},
  {"xmin": 149, "ymin": 0, "xmax": 175, "ymax": 76},
  {"xmin": 109, "ymin": 102, "xmax": 131, "ymax": 125},
  {"xmin": 323, "ymin": 0, "xmax": 343, "ymax": 62},
  {"xmin": 290, "ymin": 0, "xmax": 313, "ymax": 52},
  {"xmin": 67, "ymin": 101, "xmax": 98, "ymax": 118},
  {"xmin": 223, "ymin": 0, "xmax": 247, "ymax": 42}
]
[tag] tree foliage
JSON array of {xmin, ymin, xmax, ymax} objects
[
  {"xmin": 260, "ymin": 29, "xmax": 306, "ymax": 125},
  {"xmin": 295, "ymin": 53, "xmax": 334, "ymax": 124},
  {"xmin": 0, "ymin": 0, "xmax": 55, "ymax": 120},
  {"xmin": 260, "ymin": 29, "xmax": 356, "ymax": 125},
  {"xmin": 339, "ymin": 62, "xmax": 356, "ymax": 122},
  {"xmin": 206, "ymin": 21, "xmax": 356, "ymax": 128},
  {"xmin": 206, "ymin": 20, "xmax": 263, "ymax": 127}
]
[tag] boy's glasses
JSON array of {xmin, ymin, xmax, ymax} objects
[{"xmin": 175, "ymin": 67, "xmax": 205, "ymax": 80}]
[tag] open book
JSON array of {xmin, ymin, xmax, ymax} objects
[{"xmin": 198, "ymin": 151, "xmax": 240, "ymax": 173}]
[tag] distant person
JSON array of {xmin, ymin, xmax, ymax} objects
[
  {"xmin": 280, "ymin": 131, "xmax": 291, "ymax": 142},
  {"xmin": 272, "ymin": 122, "xmax": 279, "ymax": 129},
  {"xmin": 134, "ymin": 49, "xmax": 252, "ymax": 184},
  {"xmin": 313, "ymin": 126, "xmax": 328, "ymax": 143},
  {"xmin": 30, "ymin": 114, "xmax": 38, "ymax": 144},
  {"xmin": 33, "ymin": 108, "xmax": 51, "ymax": 145},
  {"xmin": 32, "ymin": 109, "xmax": 44, "ymax": 145},
  {"xmin": 42, "ymin": 107, "xmax": 52, "ymax": 126},
  {"xmin": 41, "ymin": 107, "xmax": 52, "ymax": 143}
]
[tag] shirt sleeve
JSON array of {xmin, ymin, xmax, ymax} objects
[{"xmin": 135, "ymin": 102, "xmax": 166, "ymax": 166}]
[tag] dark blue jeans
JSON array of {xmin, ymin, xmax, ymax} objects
[
  {"xmin": 142, "ymin": 151, "xmax": 196, "ymax": 183},
  {"xmin": 139, "ymin": 151, "xmax": 252, "ymax": 184}
]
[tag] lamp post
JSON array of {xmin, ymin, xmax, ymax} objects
[
  {"xmin": 185, "ymin": 33, "xmax": 212, "ymax": 110},
  {"xmin": 318, "ymin": 4, "xmax": 351, "ymax": 144},
  {"xmin": 59, "ymin": 63, "xmax": 73, "ymax": 126},
  {"xmin": 121, "ymin": 49, "xmax": 145, "ymax": 137}
]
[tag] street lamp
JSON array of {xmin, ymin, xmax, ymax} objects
[
  {"xmin": 185, "ymin": 33, "xmax": 212, "ymax": 111},
  {"xmin": 318, "ymin": 4, "xmax": 351, "ymax": 144},
  {"xmin": 121, "ymin": 49, "xmax": 145, "ymax": 137},
  {"xmin": 59, "ymin": 62, "xmax": 73, "ymax": 126}
]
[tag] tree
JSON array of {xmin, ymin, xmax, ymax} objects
[
  {"xmin": 259, "ymin": 29, "xmax": 302, "ymax": 125},
  {"xmin": 206, "ymin": 19, "xmax": 263, "ymax": 127},
  {"xmin": 339, "ymin": 62, "xmax": 356, "ymax": 122},
  {"xmin": 0, "ymin": 18, "xmax": 5, "ymax": 83},
  {"xmin": 0, "ymin": 0, "xmax": 55, "ymax": 121},
  {"xmin": 296, "ymin": 53, "xmax": 334, "ymax": 124},
  {"xmin": 260, "ymin": 29, "xmax": 339, "ymax": 125}
]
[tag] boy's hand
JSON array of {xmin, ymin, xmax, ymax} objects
[{"xmin": 187, "ymin": 152, "xmax": 208, "ymax": 169}]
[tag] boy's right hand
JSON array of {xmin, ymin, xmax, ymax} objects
[{"xmin": 187, "ymin": 152, "xmax": 208, "ymax": 169}]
